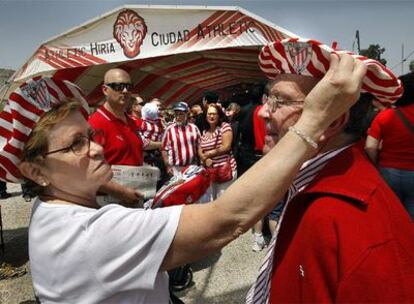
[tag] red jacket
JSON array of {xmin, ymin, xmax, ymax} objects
[{"xmin": 270, "ymin": 145, "xmax": 414, "ymax": 303}]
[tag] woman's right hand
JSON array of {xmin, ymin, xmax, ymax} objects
[{"xmin": 297, "ymin": 53, "xmax": 367, "ymax": 140}]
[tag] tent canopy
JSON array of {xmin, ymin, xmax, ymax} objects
[{"xmin": 6, "ymin": 5, "xmax": 297, "ymax": 105}]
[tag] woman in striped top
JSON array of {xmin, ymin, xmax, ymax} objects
[{"xmin": 199, "ymin": 104, "xmax": 237, "ymax": 202}]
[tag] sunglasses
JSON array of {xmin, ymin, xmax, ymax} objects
[{"xmin": 105, "ymin": 82, "xmax": 132, "ymax": 92}]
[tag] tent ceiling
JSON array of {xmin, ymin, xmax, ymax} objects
[{"xmin": 70, "ymin": 46, "xmax": 264, "ymax": 106}]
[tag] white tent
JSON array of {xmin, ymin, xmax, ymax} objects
[{"xmin": 3, "ymin": 5, "xmax": 297, "ymax": 105}]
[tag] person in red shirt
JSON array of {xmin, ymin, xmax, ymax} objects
[
  {"xmin": 130, "ymin": 95, "xmax": 144, "ymax": 120},
  {"xmin": 129, "ymin": 94, "xmax": 144, "ymax": 131},
  {"xmin": 365, "ymin": 72, "xmax": 414, "ymax": 219},
  {"xmin": 88, "ymin": 68, "xmax": 160, "ymax": 203},
  {"xmin": 246, "ymin": 38, "xmax": 414, "ymax": 303}
]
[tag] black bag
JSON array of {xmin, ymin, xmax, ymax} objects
[
  {"xmin": 169, "ymin": 290, "xmax": 185, "ymax": 304},
  {"xmin": 168, "ymin": 264, "xmax": 193, "ymax": 292}
]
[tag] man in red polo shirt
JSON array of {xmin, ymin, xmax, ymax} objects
[
  {"xmin": 89, "ymin": 68, "xmax": 160, "ymax": 203},
  {"xmin": 246, "ymin": 39, "xmax": 414, "ymax": 303}
]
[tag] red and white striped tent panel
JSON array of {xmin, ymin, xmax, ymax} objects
[{"xmin": 4, "ymin": 5, "xmax": 297, "ymax": 105}]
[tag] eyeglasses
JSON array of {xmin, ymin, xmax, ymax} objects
[
  {"xmin": 263, "ymin": 95, "xmax": 304, "ymax": 113},
  {"xmin": 45, "ymin": 129, "xmax": 105, "ymax": 156},
  {"xmin": 105, "ymin": 82, "xmax": 132, "ymax": 92}
]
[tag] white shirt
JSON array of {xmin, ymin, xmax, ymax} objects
[{"xmin": 29, "ymin": 199, "xmax": 183, "ymax": 304}]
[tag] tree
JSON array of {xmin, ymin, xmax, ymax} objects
[
  {"xmin": 360, "ymin": 44, "xmax": 387, "ymax": 66},
  {"xmin": 409, "ymin": 60, "xmax": 414, "ymax": 72}
]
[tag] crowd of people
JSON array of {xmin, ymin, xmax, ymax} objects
[
  {"xmin": 0, "ymin": 37, "xmax": 413, "ymax": 303},
  {"xmin": 82, "ymin": 68, "xmax": 269, "ymax": 213}
]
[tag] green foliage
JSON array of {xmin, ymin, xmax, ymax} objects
[
  {"xmin": 360, "ymin": 44, "xmax": 387, "ymax": 66},
  {"xmin": 409, "ymin": 60, "xmax": 414, "ymax": 72}
]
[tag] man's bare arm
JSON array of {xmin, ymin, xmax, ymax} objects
[
  {"xmin": 143, "ymin": 140, "xmax": 162, "ymax": 150},
  {"xmin": 365, "ymin": 135, "xmax": 380, "ymax": 165},
  {"xmin": 161, "ymin": 150, "xmax": 173, "ymax": 176}
]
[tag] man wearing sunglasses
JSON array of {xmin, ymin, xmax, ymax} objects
[{"xmin": 89, "ymin": 68, "xmax": 161, "ymax": 204}]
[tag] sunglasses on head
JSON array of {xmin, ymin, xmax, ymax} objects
[{"xmin": 105, "ymin": 82, "xmax": 132, "ymax": 92}]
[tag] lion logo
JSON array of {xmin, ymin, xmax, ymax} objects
[{"xmin": 113, "ymin": 9, "xmax": 147, "ymax": 58}]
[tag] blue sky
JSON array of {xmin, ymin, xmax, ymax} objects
[{"xmin": 0, "ymin": 0, "xmax": 413, "ymax": 76}]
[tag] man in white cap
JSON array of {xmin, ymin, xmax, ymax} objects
[
  {"xmin": 141, "ymin": 99, "xmax": 164, "ymax": 144},
  {"xmin": 246, "ymin": 38, "xmax": 414, "ymax": 303},
  {"xmin": 162, "ymin": 101, "xmax": 201, "ymax": 176}
]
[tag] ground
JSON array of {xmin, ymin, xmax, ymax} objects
[{"xmin": 0, "ymin": 183, "xmax": 266, "ymax": 304}]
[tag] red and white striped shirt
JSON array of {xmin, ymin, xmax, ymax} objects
[
  {"xmin": 200, "ymin": 122, "xmax": 237, "ymax": 171},
  {"xmin": 140, "ymin": 118, "xmax": 164, "ymax": 142},
  {"xmin": 162, "ymin": 123, "xmax": 201, "ymax": 166}
]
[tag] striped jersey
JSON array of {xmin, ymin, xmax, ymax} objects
[
  {"xmin": 140, "ymin": 118, "xmax": 164, "ymax": 142},
  {"xmin": 162, "ymin": 123, "xmax": 201, "ymax": 166},
  {"xmin": 199, "ymin": 122, "xmax": 237, "ymax": 171}
]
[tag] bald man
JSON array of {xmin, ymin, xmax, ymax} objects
[{"xmin": 89, "ymin": 68, "xmax": 160, "ymax": 204}]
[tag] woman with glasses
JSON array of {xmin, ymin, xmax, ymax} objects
[
  {"xmin": 198, "ymin": 104, "xmax": 237, "ymax": 202},
  {"xmin": 0, "ymin": 52, "xmax": 364, "ymax": 303}
]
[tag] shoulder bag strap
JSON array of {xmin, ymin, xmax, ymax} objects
[
  {"xmin": 215, "ymin": 125, "xmax": 231, "ymax": 163},
  {"xmin": 213, "ymin": 127, "xmax": 220, "ymax": 149},
  {"xmin": 394, "ymin": 108, "xmax": 414, "ymax": 134}
]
